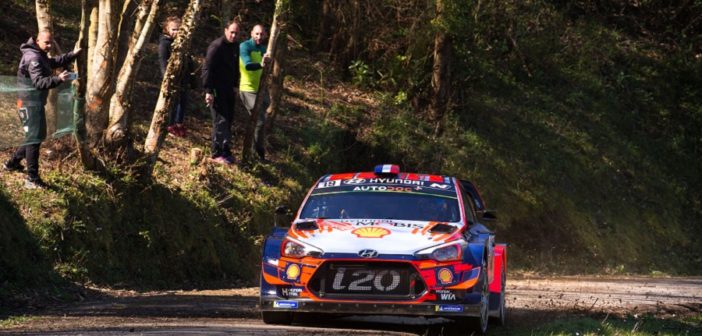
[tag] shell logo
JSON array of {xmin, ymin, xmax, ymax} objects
[
  {"xmin": 438, "ymin": 268, "xmax": 454, "ymax": 284},
  {"xmin": 351, "ymin": 227, "xmax": 391, "ymax": 238},
  {"xmin": 286, "ymin": 264, "xmax": 301, "ymax": 280}
]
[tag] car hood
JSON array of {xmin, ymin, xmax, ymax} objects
[{"xmin": 288, "ymin": 219, "xmax": 463, "ymax": 255}]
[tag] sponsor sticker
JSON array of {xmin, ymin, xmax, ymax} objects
[
  {"xmin": 435, "ymin": 290, "xmax": 457, "ymax": 301},
  {"xmin": 429, "ymin": 183, "xmax": 451, "ymax": 190},
  {"xmin": 351, "ymin": 227, "xmax": 391, "ymax": 238},
  {"xmin": 280, "ymin": 287, "xmax": 303, "ymax": 298},
  {"xmin": 285, "ymin": 264, "xmax": 301, "ymax": 280},
  {"xmin": 273, "ymin": 300, "xmax": 299, "ymax": 309},
  {"xmin": 437, "ymin": 268, "xmax": 454, "ymax": 285},
  {"xmin": 343, "ymin": 178, "xmax": 367, "ymax": 185},
  {"xmin": 436, "ymin": 305, "xmax": 464, "ymax": 312}
]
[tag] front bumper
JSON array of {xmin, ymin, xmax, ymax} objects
[{"xmin": 260, "ymin": 298, "xmax": 482, "ymax": 317}]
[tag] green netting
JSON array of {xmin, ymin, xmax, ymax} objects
[{"xmin": 0, "ymin": 75, "xmax": 75, "ymax": 148}]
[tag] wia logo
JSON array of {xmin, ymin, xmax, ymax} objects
[{"xmin": 437, "ymin": 291, "xmax": 456, "ymax": 300}]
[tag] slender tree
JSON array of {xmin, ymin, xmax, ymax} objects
[
  {"xmin": 429, "ymin": 0, "xmax": 451, "ymax": 136},
  {"xmin": 85, "ymin": 0, "xmax": 118, "ymax": 148},
  {"xmin": 35, "ymin": 0, "xmax": 63, "ymax": 137},
  {"xmin": 143, "ymin": 0, "xmax": 203, "ymax": 176},
  {"xmin": 241, "ymin": 0, "xmax": 289, "ymax": 162},
  {"xmin": 106, "ymin": 0, "xmax": 160, "ymax": 152},
  {"xmin": 72, "ymin": 0, "xmax": 95, "ymax": 169},
  {"xmin": 266, "ymin": 33, "xmax": 288, "ymax": 132}
]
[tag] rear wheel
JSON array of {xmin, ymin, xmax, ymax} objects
[
  {"xmin": 261, "ymin": 311, "xmax": 294, "ymax": 325},
  {"xmin": 490, "ymin": 265, "xmax": 507, "ymax": 326}
]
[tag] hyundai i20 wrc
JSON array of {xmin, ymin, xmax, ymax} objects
[{"xmin": 260, "ymin": 165, "xmax": 507, "ymax": 333}]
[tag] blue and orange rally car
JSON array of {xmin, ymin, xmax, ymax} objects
[{"xmin": 260, "ymin": 165, "xmax": 507, "ymax": 333}]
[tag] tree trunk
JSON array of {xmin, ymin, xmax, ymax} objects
[
  {"xmin": 113, "ymin": 0, "xmax": 138, "ymax": 76},
  {"xmin": 73, "ymin": 0, "xmax": 99, "ymax": 170},
  {"xmin": 347, "ymin": 0, "xmax": 361, "ymax": 60},
  {"xmin": 85, "ymin": 0, "xmax": 118, "ymax": 148},
  {"xmin": 35, "ymin": 0, "xmax": 63, "ymax": 138},
  {"xmin": 241, "ymin": 0, "xmax": 288, "ymax": 162},
  {"xmin": 429, "ymin": 0, "xmax": 451, "ymax": 136},
  {"xmin": 106, "ymin": 0, "xmax": 160, "ymax": 151},
  {"xmin": 266, "ymin": 32, "xmax": 288, "ymax": 132},
  {"xmin": 87, "ymin": 5, "xmax": 98, "ymax": 78},
  {"xmin": 143, "ymin": 0, "xmax": 203, "ymax": 177},
  {"xmin": 315, "ymin": 0, "xmax": 330, "ymax": 51}
]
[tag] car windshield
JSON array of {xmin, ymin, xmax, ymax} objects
[{"xmin": 299, "ymin": 191, "xmax": 460, "ymax": 222}]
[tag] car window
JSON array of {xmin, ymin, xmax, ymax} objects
[
  {"xmin": 300, "ymin": 192, "xmax": 460, "ymax": 222},
  {"xmin": 459, "ymin": 187, "xmax": 476, "ymax": 224}
]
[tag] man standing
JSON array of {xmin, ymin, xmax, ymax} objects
[
  {"xmin": 202, "ymin": 20, "xmax": 240, "ymax": 165},
  {"xmin": 4, "ymin": 30, "xmax": 80, "ymax": 189},
  {"xmin": 239, "ymin": 24, "xmax": 272, "ymax": 161}
]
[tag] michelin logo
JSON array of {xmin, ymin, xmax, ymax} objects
[
  {"xmin": 273, "ymin": 300, "xmax": 299, "ymax": 309},
  {"xmin": 436, "ymin": 305, "xmax": 464, "ymax": 312}
]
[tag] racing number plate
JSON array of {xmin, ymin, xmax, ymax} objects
[{"xmin": 322, "ymin": 263, "xmax": 413, "ymax": 296}]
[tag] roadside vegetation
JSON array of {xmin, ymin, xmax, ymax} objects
[{"xmin": 1, "ymin": 0, "xmax": 700, "ymax": 326}]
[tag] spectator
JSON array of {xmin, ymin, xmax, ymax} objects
[
  {"xmin": 239, "ymin": 24, "xmax": 272, "ymax": 161},
  {"xmin": 158, "ymin": 16, "xmax": 194, "ymax": 138},
  {"xmin": 202, "ymin": 20, "xmax": 240, "ymax": 164},
  {"xmin": 4, "ymin": 30, "xmax": 80, "ymax": 189}
]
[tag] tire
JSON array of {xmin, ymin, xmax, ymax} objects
[
  {"xmin": 261, "ymin": 311, "xmax": 294, "ymax": 325},
  {"xmin": 469, "ymin": 258, "xmax": 489, "ymax": 334},
  {"xmin": 490, "ymin": 265, "xmax": 507, "ymax": 326}
]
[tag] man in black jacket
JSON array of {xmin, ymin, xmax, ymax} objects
[
  {"xmin": 4, "ymin": 30, "xmax": 80, "ymax": 189},
  {"xmin": 201, "ymin": 20, "xmax": 240, "ymax": 165}
]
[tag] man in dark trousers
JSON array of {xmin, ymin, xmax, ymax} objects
[
  {"xmin": 202, "ymin": 20, "xmax": 240, "ymax": 165},
  {"xmin": 4, "ymin": 30, "xmax": 80, "ymax": 189},
  {"xmin": 239, "ymin": 24, "xmax": 272, "ymax": 161}
]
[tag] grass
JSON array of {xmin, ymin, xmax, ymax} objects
[
  {"xmin": 492, "ymin": 314, "xmax": 702, "ymax": 336},
  {"xmin": 0, "ymin": 315, "xmax": 36, "ymax": 328}
]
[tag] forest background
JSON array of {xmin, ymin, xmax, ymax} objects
[{"xmin": 1, "ymin": 0, "xmax": 701, "ymax": 307}]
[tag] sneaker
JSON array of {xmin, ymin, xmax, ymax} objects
[
  {"xmin": 222, "ymin": 154, "xmax": 237, "ymax": 164},
  {"xmin": 167, "ymin": 125, "xmax": 177, "ymax": 136},
  {"xmin": 3, "ymin": 161, "xmax": 24, "ymax": 172},
  {"xmin": 255, "ymin": 149, "xmax": 268, "ymax": 163},
  {"xmin": 25, "ymin": 178, "xmax": 48, "ymax": 189},
  {"xmin": 212, "ymin": 156, "xmax": 232, "ymax": 165},
  {"xmin": 177, "ymin": 124, "xmax": 187, "ymax": 137}
]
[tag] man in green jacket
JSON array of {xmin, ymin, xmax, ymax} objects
[{"xmin": 239, "ymin": 24, "xmax": 271, "ymax": 161}]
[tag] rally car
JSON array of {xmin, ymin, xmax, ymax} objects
[{"xmin": 260, "ymin": 165, "xmax": 507, "ymax": 333}]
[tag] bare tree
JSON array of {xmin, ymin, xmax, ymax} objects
[
  {"xmin": 241, "ymin": 0, "xmax": 289, "ymax": 162},
  {"xmin": 266, "ymin": 33, "xmax": 288, "ymax": 131},
  {"xmin": 35, "ymin": 0, "xmax": 63, "ymax": 137},
  {"xmin": 85, "ymin": 0, "xmax": 118, "ymax": 149},
  {"xmin": 72, "ymin": 0, "xmax": 95, "ymax": 169},
  {"xmin": 106, "ymin": 0, "xmax": 160, "ymax": 152},
  {"xmin": 143, "ymin": 0, "xmax": 203, "ymax": 176}
]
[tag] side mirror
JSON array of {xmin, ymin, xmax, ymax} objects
[
  {"xmin": 274, "ymin": 205, "xmax": 292, "ymax": 227},
  {"xmin": 480, "ymin": 210, "xmax": 497, "ymax": 222}
]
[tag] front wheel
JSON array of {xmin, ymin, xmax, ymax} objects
[
  {"xmin": 470, "ymin": 259, "xmax": 490, "ymax": 334},
  {"xmin": 261, "ymin": 311, "xmax": 293, "ymax": 325}
]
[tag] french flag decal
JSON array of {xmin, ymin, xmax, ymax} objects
[{"xmin": 374, "ymin": 164, "xmax": 400, "ymax": 175}]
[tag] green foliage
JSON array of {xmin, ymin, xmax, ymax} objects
[{"xmin": 348, "ymin": 60, "xmax": 373, "ymax": 88}]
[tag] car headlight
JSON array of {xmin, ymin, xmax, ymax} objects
[
  {"xmin": 282, "ymin": 239, "xmax": 323, "ymax": 258},
  {"xmin": 415, "ymin": 241, "xmax": 465, "ymax": 262}
]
